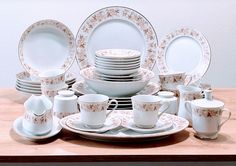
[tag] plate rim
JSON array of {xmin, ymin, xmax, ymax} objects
[
  {"xmin": 75, "ymin": 6, "xmax": 158, "ymax": 70},
  {"xmin": 156, "ymin": 27, "xmax": 211, "ymax": 84},
  {"xmin": 18, "ymin": 19, "xmax": 76, "ymax": 77}
]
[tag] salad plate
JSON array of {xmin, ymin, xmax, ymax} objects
[
  {"xmin": 65, "ymin": 114, "xmax": 121, "ymax": 133},
  {"xmin": 157, "ymin": 28, "xmax": 211, "ymax": 84},
  {"xmin": 60, "ymin": 110, "xmax": 189, "ymax": 142},
  {"xmin": 18, "ymin": 19, "xmax": 76, "ymax": 77},
  {"xmin": 13, "ymin": 116, "xmax": 62, "ymax": 141},
  {"xmin": 75, "ymin": 6, "xmax": 158, "ymax": 70}
]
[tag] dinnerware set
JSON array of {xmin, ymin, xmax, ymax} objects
[{"xmin": 12, "ymin": 6, "xmax": 231, "ymax": 142}]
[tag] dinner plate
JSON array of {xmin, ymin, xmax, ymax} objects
[
  {"xmin": 157, "ymin": 28, "xmax": 211, "ymax": 84},
  {"xmin": 122, "ymin": 119, "xmax": 173, "ymax": 134},
  {"xmin": 18, "ymin": 19, "xmax": 76, "ymax": 77},
  {"xmin": 13, "ymin": 116, "xmax": 62, "ymax": 141},
  {"xmin": 65, "ymin": 115, "xmax": 121, "ymax": 133},
  {"xmin": 15, "ymin": 86, "xmax": 41, "ymax": 94},
  {"xmin": 60, "ymin": 110, "xmax": 189, "ymax": 142},
  {"xmin": 76, "ymin": 6, "xmax": 158, "ymax": 70}
]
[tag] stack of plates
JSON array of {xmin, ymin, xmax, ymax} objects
[
  {"xmin": 95, "ymin": 49, "xmax": 141, "ymax": 78},
  {"xmin": 16, "ymin": 71, "xmax": 76, "ymax": 96},
  {"xmin": 71, "ymin": 81, "xmax": 161, "ymax": 110}
]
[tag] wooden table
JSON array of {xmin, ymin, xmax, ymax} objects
[{"xmin": 0, "ymin": 88, "xmax": 236, "ymax": 163}]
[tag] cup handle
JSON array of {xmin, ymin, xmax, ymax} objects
[
  {"xmin": 106, "ymin": 99, "xmax": 118, "ymax": 117},
  {"xmin": 158, "ymin": 101, "xmax": 170, "ymax": 117},
  {"xmin": 219, "ymin": 108, "xmax": 231, "ymax": 129}
]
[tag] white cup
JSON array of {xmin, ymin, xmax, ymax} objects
[
  {"xmin": 131, "ymin": 95, "xmax": 169, "ymax": 129},
  {"xmin": 22, "ymin": 95, "xmax": 53, "ymax": 135},
  {"xmin": 78, "ymin": 94, "xmax": 118, "ymax": 129},
  {"xmin": 53, "ymin": 90, "xmax": 78, "ymax": 119},
  {"xmin": 177, "ymin": 85, "xmax": 202, "ymax": 125}
]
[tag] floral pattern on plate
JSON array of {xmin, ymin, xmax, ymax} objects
[
  {"xmin": 18, "ymin": 19, "xmax": 76, "ymax": 77},
  {"xmin": 157, "ymin": 27, "xmax": 211, "ymax": 84},
  {"xmin": 65, "ymin": 114, "xmax": 121, "ymax": 133},
  {"xmin": 59, "ymin": 110, "xmax": 189, "ymax": 142},
  {"xmin": 76, "ymin": 6, "xmax": 158, "ymax": 70}
]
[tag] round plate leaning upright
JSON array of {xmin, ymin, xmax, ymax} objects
[
  {"xmin": 18, "ymin": 19, "xmax": 76, "ymax": 77},
  {"xmin": 157, "ymin": 28, "xmax": 211, "ymax": 84},
  {"xmin": 75, "ymin": 6, "xmax": 158, "ymax": 70}
]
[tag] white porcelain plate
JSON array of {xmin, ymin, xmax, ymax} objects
[
  {"xmin": 60, "ymin": 110, "xmax": 189, "ymax": 142},
  {"xmin": 157, "ymin": 28, "xmax": 211, "ymax": 84},
  {"xmin": 122, "ymin": 119, "xmax": 173, "ymax": 134},
  {"xmin": 76, "ymin": 6, "xmax": 158, "ymax": 70},
  {"xmin": 18, "ymin": 19, "xmax": 76, "ymax": 77},
  {"xmin": 65, "ymin": 114, "xmax": 121, "ymax": 133},
  {"xmin": 13, "ymin": 116, "xmax": 62, "ymax": 141}
]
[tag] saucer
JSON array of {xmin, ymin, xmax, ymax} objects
[
  {"xmin": 122, "ymin": 119, "xmax": 173, "ymax": 134},
  {"xmin": 65, "ymin": 115, "xmax": 121, "ymax": 133},
  {"xmin": 13, "ymin": 116, "xmax": 62, "ymax": 141}
]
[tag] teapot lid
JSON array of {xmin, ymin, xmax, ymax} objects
[{"xmin": 191, "ymin": 89, "xmax": 224, "ymax": 108}]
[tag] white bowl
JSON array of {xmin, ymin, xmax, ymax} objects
[
  {"xmin": 80, "ymin": 67, "xmax": 154, "ymax": 97},
  {"xmin": 95, "ymin": 49, "xmax": 141, "ymax": 60},
  {"xmin": 95, "ymin": 67, "xmax": 139, "ymax": 75}
]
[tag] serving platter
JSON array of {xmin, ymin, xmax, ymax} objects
[
  {"xmin": 157, "ymin": 28, "xmax": 211, "ymax": 84},
  {"xmin": 75, "ymin": 6, "xmax": 158, "ymax": 70},
  {"xmin": 18, "ymin": 19, "xmax": 76, "ymax": 77},
  {"xmin": 60, "ymin": 110, "xmax": 189, "ymax": 142}
]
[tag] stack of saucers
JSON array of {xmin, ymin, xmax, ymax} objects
[
  {"xmin": 15, "ymin": 71, "xmax": 76, "ymax": 96},
  {"xmin": 95, "ymin": 49, "xmax": 141, "ymax": 80}
]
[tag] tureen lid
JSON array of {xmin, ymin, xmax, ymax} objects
[{"xmin": 191, "ymin": 89, "xmax": 224, "ymax": 108}]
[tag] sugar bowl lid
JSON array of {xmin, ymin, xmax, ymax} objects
[{"xmin": 191, "ymin": 89, "xmax": 224, "ymax": 108}]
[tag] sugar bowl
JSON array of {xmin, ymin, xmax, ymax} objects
[
  {"xmin": 53, "ymin": 90, "xmax": 78, "ymax": 119},
  {"xmin": 185, "ymin": 89, "xmax": 231, "ymax": 139}
]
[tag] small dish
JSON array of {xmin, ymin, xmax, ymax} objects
[
  {"xmin": 122, "ymin": 119, "xmax": 173, "ymax": 134},
  {"xmin": 13, "ymin": 116, "xmax": 62, "ymax": 141},
  {"xmin": 65, "ymin": 114, "xmax": 121, "ymax": 133}
]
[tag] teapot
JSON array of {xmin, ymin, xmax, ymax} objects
[{"xmin": 185, "ymin": 90, "xmax": 231, "ymax": 139}]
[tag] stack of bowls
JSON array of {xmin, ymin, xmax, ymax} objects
[
  {"xmin": 79, "ymin": 49, "xmax": 154, "ymax": 97},
  {"xmin": 95, "ymin": 49, "xmax": 141, "ymax": 78}
]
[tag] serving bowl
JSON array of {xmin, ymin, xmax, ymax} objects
[{"xmin": 80, "ymin": 67, "xmax": 154, "ymax": 97}]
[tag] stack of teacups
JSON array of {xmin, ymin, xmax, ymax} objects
[
  {"xmin": 39, "ymin": 69, "xmax": 68, "ymax": 101},
  {"xmin": 95, "ymin": 49, "xmax": 141, "ymax": 80}
]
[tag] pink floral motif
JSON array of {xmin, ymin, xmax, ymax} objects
[
  {"xmin": 24, "ymin": 110, "xmax": 52, "ymax": 124},
  {"xmin": 133, "ymin": 101, "xmax": 161, "ymax": 112},
  {"xmin": 181, "ymin": 93, "xmax": 202, "ymax": 101},
  {"xmin": 75, "ymin": 6, "xmax": 158, "ymax": 70},
  {"xmin": 80, "ymin": 101, "xmax": 108, "ymax": 112},
  {"xmin": 193, "ymin": 108, "xmax": 222, "ymax": 118},
  {"xmin": 157, "ymin": 28, "xmax": 211, "ymax": 84}
]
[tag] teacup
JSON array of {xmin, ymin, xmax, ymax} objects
[
  {"xmin": 158, "ymin": 72, "xmax": 191, "ymax": 93},
  {"xmin": 53, "ymin": 90, "xmax": 78, "ymax": 119},
  {"xmin": 177, "ymin": 85, "xmax": 202, "ymax": 125},
  {"xmin": 39, "ymin": 69, "xmax": 65, "ymax": 87},
  {"xmin": 185, "ymin": 90, "xmax": 231, "ymax": 139},
  {"xmin": 22, "ymin": 95, "xmax": 53, "ymax": 135},
  {"xmin": 39, "ymin": 69, "xmax": 67, "ymax": 100},
  {"xmin": 131, "ymin": 95, "xmax": 170, "ymax": 129},
  {"xmin": 78, "ymin": 94, "xmax": 118, "ymax": 129}
]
